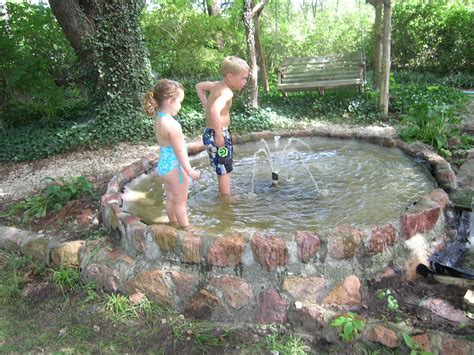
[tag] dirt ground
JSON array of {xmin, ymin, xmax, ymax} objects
[{"xmin": 366, "ymin": 273, "xmax": 473, "ymax": 336}]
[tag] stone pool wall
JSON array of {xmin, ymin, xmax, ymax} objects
[{"xmin": 91, "ymin": 128, "xmax": 457, "ymax": 323}]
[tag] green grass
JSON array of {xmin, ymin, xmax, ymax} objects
[
  {"xmin": 0, "ymin": 250, "xmax": 325, "ymax": 353},
  {"xmin": 51, "ymin": 267, "xmax": 81, "ymax": 295}
]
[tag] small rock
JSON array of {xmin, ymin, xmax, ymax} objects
[
  {"xmin": 129, "ymin": 291, "xmax": 146, "ymax": 305},
  {"xmin": 419, "ymin": 297, "xmax": 471, "ymax": 324},
  {"xmin": 463, "ymin": 290, "xmax": 474, "ymax": 312}
]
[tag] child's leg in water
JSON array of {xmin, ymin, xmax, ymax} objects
[
  {"xmin": 217, "ymin": 173, "xmax": 231, "ymax": 196},
  {"xmin": 163, "ymin": 179, "xmax": 178, "ymax": 224},
  {"xmin": 163, "ymin": 168, "xmax": 190, "ymax": 229}
]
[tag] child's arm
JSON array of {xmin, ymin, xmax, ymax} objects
[
  {"xmin": 168, "ymin": 122, "xmax": 200, "ymax": 180},
  {"xmin": 195, "ymin": 81, "xmax": 218, "ymax": 109},
  {"xmin": 208, "ymin": 90, "xmax": 233, "ymax": 147}
]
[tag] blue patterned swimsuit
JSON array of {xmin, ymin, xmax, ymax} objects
[
  {"xmin": 202, "ymin": 127, "xmax": 233, "ymax": 175},
  {"xmin": 156, "ymin": 112, "xmax": 186, "ymax": 184}
]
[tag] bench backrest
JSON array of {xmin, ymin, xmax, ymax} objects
[{"xmin": 278, "ymin": 52, "xmax": 365, "ymax": 85}]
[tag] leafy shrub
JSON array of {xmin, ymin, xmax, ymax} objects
[
  {"xmin": 390, "ymin": 84, "xmax": 468, "ymax": 115},
  {"xmin": 311, "ymin": 89, "xmax": 379, "ymax": 123},
  {"xmin": 0, "ymin": 101, "xmax": 156, "ymax": 162},
  {"xmin": 397, "ymin": 103, "xmax": 469, "ymax": 152},
  {"xmin": 141, "ymin": 5, "xmax": 245, "ymax": 79},
  {"xmin": 232, "ymin": 106, "xmax": 275, "ymax": 133},
  {"xmin": 4, "ymin": 176, "xmax": 94, "ymax": 222},
  {"xmin": 0, "ymin": 2, "xmax": 82, "ymax": 127},
  {"xmin": 261, "ymin": 87, "xmax": 380, "ymax": 124},
  {"xmin": 1, "ymin": 88, "xmax": 87, "ymax": 128},
  {"xmin": 177, "ymin": 107, "xmax": 206, "ymax": 135},
  {"xmin": 393, "ymin": 70, "xmax": 474, "ymax": 89},
  {"xmin": 390, "ymin": 1, "xmax": 473, "ymax": 74}
]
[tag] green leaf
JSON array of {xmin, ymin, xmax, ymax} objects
[
  {"xmin": 60, "ymin": 191, "xmax": 72, "ymax": 202},
  {"xmin": 343, "ymin": 322, "xmax": 354, "ymax": 338},
  {"xmin": 331, "ymin": 317, "xmax": 346, "ymax": 327},
  {"xmin": 403, "ymin": 333, "xmax": 414, "ymax": 348},
  {"xmin": 354, "ymin": 320, "xmax": 365, "ymax": 331}
]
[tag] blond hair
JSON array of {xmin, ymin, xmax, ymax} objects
[
  {"xmin": 143, "ymin": 79, "xmax": 184, "ymax": 117},
  {"xmin": 220, "ymin": 56, "xmax": 249, "ymax": 76}
]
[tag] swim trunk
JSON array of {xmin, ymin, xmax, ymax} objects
[{"xmin": 202, "ymin": 127, "xmax": 233, "ymax": 175}]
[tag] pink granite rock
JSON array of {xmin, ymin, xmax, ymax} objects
[
  {"xmin": 294, "ymin": 231, "xmax": 320, "ymax": 263},
  {"xmin": 185, "ymin": 289, "xmax": 220, "ymax": 320},
  {"xmin": 210, "ymin": 276, "xmax": 254, "ymax": 309},
  {"xmin": 282, "ymin": 276, "xmax": 326, "ymax": 302},
  {"xmin": 182, "ymin": 234, "xmax": 202, "ymax": 263},
  {"xmin": 124, "ymin": 269, "xmax": 172, "ymax": 305},
  {"xmin": 440, "ymin": 336, "xmax": 471, "ymax": 355},
  {"xmin": 328, "ymin": 226, "xmax": 363, "ymax": 259},
  {"xmin": 130, "ymin": 223, "xmax": 147, "ymax": 254},
  {"xmin": 256, "ymin": 288, "xmax": 289, "ymax": 324},
  {"xmin": 367, "ymin": 224, "xmax": 397, "ymax": 255},
  {"xmin": 400, "ymin": 189, "xmax": 449, "ymax": 239},
  {"xmin": 171, "ymin": 271, "xmax": 199, "ymax": 303},
  {"xmin": 207, "ymin": 233, "xmax": 245, "ymax": 267},
  {"xmin": 322, "ymin": 275, "xmax": 361, "ymax": 306},
  {"xmin": 151, "ymin": 224, "xmax": 178, "ymax": 252},
  {"xmin": 83, "ymin": 263, "xmax": 120, "ymax": 293},
  {"xmin": 365, "ymin": 325, "xmax": 398, "ymax": 348},
  {"xmin": 251, "ymin": 232, "xmax": 288, "ymax": 271}
]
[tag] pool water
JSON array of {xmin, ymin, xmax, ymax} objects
[{"xmin": 122, "ymin": 136, "xmax": 436, "ymax": 235}]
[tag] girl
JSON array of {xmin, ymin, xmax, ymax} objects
[{"xmin": 143, "ymin": 79, "xmax": 200, "ymax": 230}]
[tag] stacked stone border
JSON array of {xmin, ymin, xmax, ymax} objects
[{"xmin": 1, "ymin": 128, "xmax": 471, "ymax": 353}]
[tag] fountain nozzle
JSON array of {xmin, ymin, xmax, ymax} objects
[{"xmin": 271, "ymin": 172, "xmax": 279, "ymax": 186}]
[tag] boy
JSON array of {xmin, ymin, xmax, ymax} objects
[{"xmin": 196, "ymin": 56, "xmax": 249, "ymax": 196}]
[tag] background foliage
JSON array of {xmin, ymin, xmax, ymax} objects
[
  {"xmin": 0, "ymin": 0, "xmax": 472, "ymax": 162},
  {"xmin": 0, "ymin": 2, "xmax": 83, "ymax": 128},
  {"xmin": 390, "ymin": 0, "xmax": 473, "ymax": 74}
]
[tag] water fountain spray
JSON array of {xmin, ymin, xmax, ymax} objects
[
  {"xmin": 251, "ymin": 136, "xmax": 320, "ymax": 192},
  {"xmin": 260, "ymin": 137, "xmax": 280, "ymax": 187}
]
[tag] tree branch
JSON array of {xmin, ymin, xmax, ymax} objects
[
  {"xmin": 48, "ymin": 0, "xmax": 93, "ymax": 56},
  {"xmin": 251, "ymin": 0, "xmax": 269, "ymax": 17}
]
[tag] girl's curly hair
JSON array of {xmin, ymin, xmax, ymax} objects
[{"xmin": 143, "ymin": 79, "xmax": 184, "ymax": 117}]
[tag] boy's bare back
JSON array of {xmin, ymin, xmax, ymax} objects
[{"xmin": 204, "ymin": 81, "xmax": 234, "ymax": 130}]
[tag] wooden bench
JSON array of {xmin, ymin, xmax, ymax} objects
[{"xmin": 277, "ymin": 52, "xmax": 366, "ymax": 96}]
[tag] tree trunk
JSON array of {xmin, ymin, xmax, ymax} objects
[
  {"xmin": 287, "ymin": 0, "xmax": 291, "ymax": 22},
  {"xmin": 0, "ymin": 3, "xmax": 11, "ymax": 108},
  {"xmin": 374, "ymin": 0, "xmax": 383, "ymax": 89},
  {"xmin": 379, "ymin": 0, "xmax": 391, "ymax": 118},
  {"xmin": 48, "ymin": 0, "xmax": 151, "ymax": 107},
  {"xmin": 207, "ymin": 0, "xmax": 221, "ymax": 16},
  {"xmin": 48, "ymin": 0, "xmax": 95, "ymax": 62},
  {"xmin": 252, "ymin": 0, "xmax": 269, "ymax": 93},
  {"xmin": 243, "ymin": 0, "xmax": 258, "ymax": 108}
]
